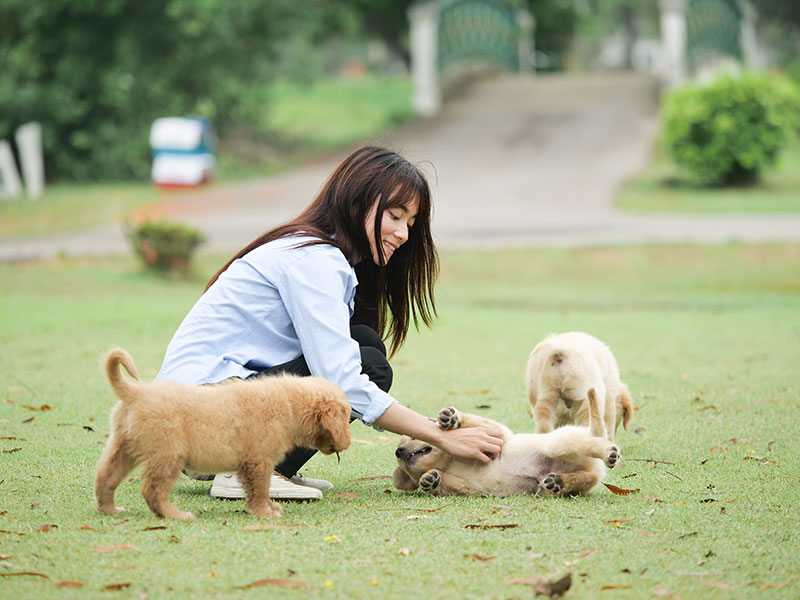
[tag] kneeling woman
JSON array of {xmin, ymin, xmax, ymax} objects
[{"xmin": 156, "ymin": 145, "xmax": 503, "ymax": 500}]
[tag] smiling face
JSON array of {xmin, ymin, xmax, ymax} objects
[{"xmin": 364, "ymin": 195, "xmax": 419, "ymax": 265}]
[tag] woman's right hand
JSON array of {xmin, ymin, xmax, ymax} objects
[{"xmin": 436, "ymin": 426, "xmax": 504, "ymax": 464}]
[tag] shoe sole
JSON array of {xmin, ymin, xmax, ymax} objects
[{"xmin": 210, "ymin": 486, "xmax": 322, "ymax": 501}]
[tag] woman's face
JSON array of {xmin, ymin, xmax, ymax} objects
[{"xmin": 364, "ymin": 196, "xmax": 419, "ymax": 265}]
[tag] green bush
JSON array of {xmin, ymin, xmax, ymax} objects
[
  {"xmin": 661, "ymin": 72, "xmax": 800, "ymax": 186},
  {"xmin": 126, "ymin": 220, "xmax": 205, "ymax": 274}
]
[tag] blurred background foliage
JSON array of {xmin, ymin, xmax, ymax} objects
[{"xmin": 0, "ymin": 0, "xmax": 798, "ymax": 183}]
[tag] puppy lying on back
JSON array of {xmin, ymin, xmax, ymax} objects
[
  {"xmin": 526, "ymin": 331, "xmax": 633, "ymax": 441},
  {"xmin": 393, "ymin": 391, "xmax": 618, "ymax": 498},
  {"xmin": 95, "ymin": 348, "xmax": 351, "ymax": 520}
]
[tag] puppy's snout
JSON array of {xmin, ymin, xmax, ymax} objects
[{"xmin": 395, "ymin": 446, "xmax": 408, "ymax": 460}]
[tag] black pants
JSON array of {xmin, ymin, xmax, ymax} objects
[{"xmin": 248, "ymin": 324, "xmax": 392, "ymax": 478}]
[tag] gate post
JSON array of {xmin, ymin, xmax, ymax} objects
[
  {"xmin": 517, "ymin": 8, "xmax": 536, "ymax": 75},
  {"xmin": 409, "ymin": 1, "xmax": 441, "ymax": 116},
  {"xmin": 739, "ymin": 0, "xmax": 760, "ymax": 70},
  {"xmin": 659, "ymin": 0, "xmax": 687, "ymax": 86}
]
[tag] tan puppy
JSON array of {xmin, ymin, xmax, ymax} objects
[
  {"xmin": 526, "ymin": 331, "xmax": 633, "ymax": 441},
  {"xmin": 393, "ymin": 391, "xmax": 618, "ymax": 497},
  {"xmin": 95, "ymin": 348, "xmax": 351, "ymax": 520}
]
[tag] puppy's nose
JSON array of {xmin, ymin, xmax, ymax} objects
[{"xmin": 395, "ymin": 447, "xmax": 407, "ymax": 459}]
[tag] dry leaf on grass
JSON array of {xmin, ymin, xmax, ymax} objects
[
  {"xmin": 0, "ymin": 571, "xmax": 49, "ymax": 579},
  {"xmin": 604, "ymin": 483, "xmax": 640, "ymax": 496},
  {"xmin": 505, "ymin": 572, "xmax": 572, "ymax": 597},
  {"xmin": 244, "ymin": 523, "xmax": 307, "ymax": 532},
  {"xmin": 103, "ymin": 582, "xmax": 131, "ymax": 591},
  {"xmin": 465, "ymin": 523, "xmax": 518, "ymax": 530},
  {"xmin": 236, "ymin": 578, "xmax": 308, "ymax": 589},
  {"xmin": 91, "ymin": 544, "xmax": 139, "ymax": 553},
  {"xmin": 55, "ymin": 581, "xmax": 83, "ymax": 588},
  {"xmin": 601, "ymin": 585, "xmax": 632, "ymax": 590},
  {"xmin": 464, "ymin": 553, "xmax": 496, "ymax": 562}
]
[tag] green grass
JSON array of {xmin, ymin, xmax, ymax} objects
[
  {"xmin": 0, "ymin": 76, "xmax": 414, "ymax": 239},
  {"xmin": 617, "ymin": 141, "xmax": 800, "ymax": 214},
  {"xmin": 2, "ymin": 244, "xmax": 799, "ymax": 598}
]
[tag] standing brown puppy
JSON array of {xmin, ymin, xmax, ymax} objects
[
  {"xmin": 526, "ymin": 332, "xmax": 633, "ymax": 442},
  {"xmin": 95, "ymin": 348, "xmax": 351, "ymax": 520}
]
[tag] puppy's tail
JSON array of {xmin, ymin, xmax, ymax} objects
[
  {"xmin": 105, "ymin": 347, "xmax": 141, "ymax": 403},
  {"xmin": 616, "ymin": 383, "xmax": 634, "ymax": 431}
]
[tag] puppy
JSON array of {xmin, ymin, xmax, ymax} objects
[
  {"xmin": 95, "ymin": 348, "xmax": 351, "ymax": 520},
  {"xmin": 393, "ymin": 391, "xmax": 618, "ymax": 497},
  {"xmin": 526, "ymin": 331, "xmax": 633, "ymax": 441}
]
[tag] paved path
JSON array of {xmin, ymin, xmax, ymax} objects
[{"xmin": 2, "ymin": 73, "xmax": 799, "ymax": 261}]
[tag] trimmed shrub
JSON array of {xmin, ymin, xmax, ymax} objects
[
  {"xmin": 126, "ymin": 220, "xmax": 205, "ymax": 274},
  {"xmin": 661, "ymin": 72, "xmax": 800, "ymax": 186}
]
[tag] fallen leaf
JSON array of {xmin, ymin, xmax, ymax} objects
[
  {"xmin": 464, "ymin": 553, "xmax": 496, "ymax": 562},
  {"xmin": 505, "ymin": 572, "xmax": 572, "ymax": 597},
  {"xmin": 236, "ymin": 578, "xmax": 308, "ymax": 589},
  {"xmin": 607, "ymin": 519, "xmax": 634, "ymax": 526},
  {"xmin": 701, "ymin": 581, "xmax": 732, "ymax": 591},
  {"xmin": 141, "ymin": 525, "xmax": 167, "ymax": 531},
  {"xmin": 464, "ymin": 523, "xmax": 518, "ymax": 530},
  {"xmin": 91, "ymin": 544, "xmax": 139, "ymax": 553},
  {"xmin": 601, "ymin": 585, "xmax": 632, "ymax": 590},
  {"xmin": 744, "ymin": 455, "xmax": 766, "ymax": 461},
  {"xmin": 79, "ymin": 525, "xmax": 96, "ymax": 531},
  {"xmin": 677, "ymin": 531, "xmax": 698, "ymax": 539},
  {"xmin": 22, "ymin": 404, "xmax": 51, "ymax": 411},
  {"xmin": 36, "ymin": 524, "xmax": 58, "ymax": 532},
  {"xmin": 397, "ymin": 548, "xmax": 410, "ymax": 556},
  {"xmin": 103, "ymin": 583, "xmax": 131, "ymax": 591},
  {"xmin": 696, "ymin": 405, "xmax": 718, "ymax": 412},
  {"xmin": 335, "ymin": 492, "xmax": 360, "ymax": 499},
  {"xmin": 604, "ymin": 483, "xmax": 640, "ymax": 496},
  {"xmin": 0, "ymin": 571, "xmax": 49, "ymax": 579},
  {"xmin": 244, "ymin": 523, "xmax": 306, "ymax": 532},
  {"xmin": 2, "ymin": 447, "xmax": 22, "ymax": 454},
  {"xmin": 710, "ymin": 446, "xmax": 728, "ymax": 452},
  {"xmin": 22, "ymin": 417, "xmax": 34, "ymax": 423},
  {"xmin": 56, "ymin": 581, "xmax": 83, "ymax": 588}
]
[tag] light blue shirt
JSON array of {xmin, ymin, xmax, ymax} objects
[{"xmin": 156, "ymin": 235, "xmax": 397, "ymax": 424}]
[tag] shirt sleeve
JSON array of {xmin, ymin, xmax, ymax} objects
[{"xmin": 276, "ymin": 247, "xmax": 397, "ymax": 424}]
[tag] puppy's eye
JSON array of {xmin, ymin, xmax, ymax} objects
[{"xmin": 412, "ymin": 446, "xmax": 433, "ymax": 457}]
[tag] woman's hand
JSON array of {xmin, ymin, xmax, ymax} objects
[
  {"xmin": 436, "ymin": 425, "xmax": 504, "ymax": 464},
  {"xmin": 374, "ymin": 402, "xmax": 504, "ymax": 464}
]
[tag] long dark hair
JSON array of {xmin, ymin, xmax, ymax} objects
[{"xmin": 206, "ymin": 145, "xmax": 439, "ymax": 356}]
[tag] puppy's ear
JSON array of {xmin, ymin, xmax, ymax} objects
[
  {"xmin": 316, "ymin": 398, "xmax": 351, "ymax": 452},
  {"xmin": 392, "ymin": 467, "xmax": 419, "ymax": 491}
]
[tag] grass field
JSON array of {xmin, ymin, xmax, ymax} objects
[
  {"xmin": 616, "ymin": 142, "xmax": 800, "ymax": 214},
  {"xmin": 1, "ymin": 244, "xmax": 799, "ymax": 598}
]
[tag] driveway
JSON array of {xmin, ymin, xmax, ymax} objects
[{"xmin": 2, "ymin": 72, "xmax": 799, "ymax": 261}]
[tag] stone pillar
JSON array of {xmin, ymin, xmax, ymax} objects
[
  {"xmin": 739, "ymin": 0, "xmax": 760, "ymax": 70},
  {"xmin": 659, "ymin": 0, "xmax": 687, "ymax": 86},
  {"xmin": 16, "ymin": 122, "xmax": 44, "ymax": 199},
  {"xmin": 408, "ymin": 1, "xmax": 441, "ymax": 116},
  {"xmin": 0, "ymin": 140, "xmax": 23, "ymax": 199},
  {"xmin": 517, "ymin": 9, "xmax": 536, "ymax": 75}
]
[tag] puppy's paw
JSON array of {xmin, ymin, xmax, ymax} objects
[
  {"xmin": 605, "ymin": 445, "xmax": 620, "ymax": 469},
  {"xmin": 97, "ymin": 504, "xmax": 125, "ymax": 515},
  {"xmin": 539, "ymin": 473, "xmax": 563, "ymax": 497},
  {"xmin": 251, "ymin": 501, "xmax": 283, "ymax": 519},
  {"xmin": 419, "ymin": 469, "xmax": 441, "ymax": 493},
  {"xmin": 438, "ymin": 407, "xmax": 462, "ymax": 430},
  {"xmin": 173, "ymin": 510, "xmax": 196, "ymax": 521}
]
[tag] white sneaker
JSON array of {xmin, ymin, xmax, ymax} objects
[
  {"xmin": 290, "ymin": 473, "xmax": 334, "ymax": 491},
  {"xmin": 210, "ymin": 472, "xmax": 322, "ymax": 500}
]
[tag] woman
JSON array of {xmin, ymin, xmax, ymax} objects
[{"xmin": 157, "ymin": 145, "xmax": 503, "ymax": 500}]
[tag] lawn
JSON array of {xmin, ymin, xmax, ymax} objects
[
  {"xmin": 616, "ymin": 141, "xmax": 800, "ymax": 214},
  {"xmin": 1, "ymin": 244, "xmax": 799, "ymax": 599}
]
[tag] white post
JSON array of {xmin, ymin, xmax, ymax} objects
[
  {"xmin": 659, "ymin": 0, "xmax": 687, "ymax": 86},
  {"xmin": 16, "ymin": 122, "xmax": 45, "ymax": 199},
  {"xmin": 0, "ymin": 140, "xmax": 23, "ymax": 200},
  {"xmin": 739, "ymin": 0, "xmax": 760, "ymax": 70},
  {"xmin": 517, "ymin": 9, "xmax": 536, "ymax": 75},
  {"xmin": 408, "ymin": 1, "xmax": 441, "ymax": 116}
]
